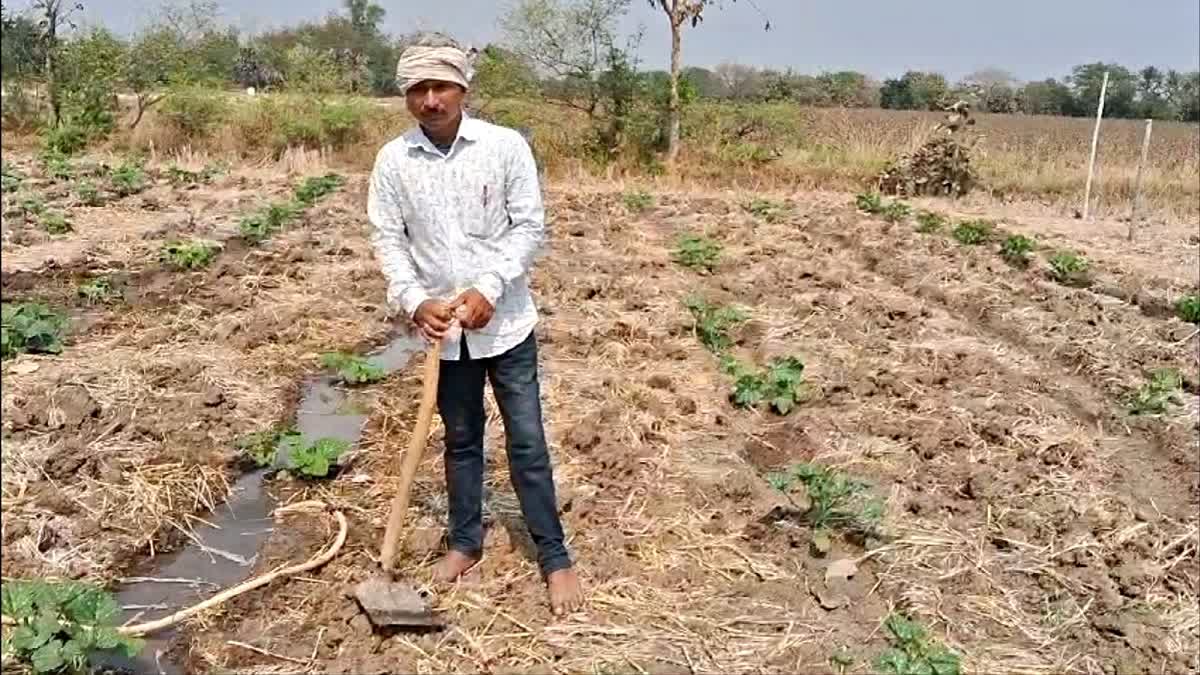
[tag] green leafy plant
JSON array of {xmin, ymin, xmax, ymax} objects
[
  {"xmin": 951, "ymin": 219, "xmax": 993, "ymax": 245},
  {"xmin": 235, "ymin": 426, "xmax": 300, "ymax": 469},
  {"xmin": 744, "ymin": 197, "xmax": 789, "ymax": 223},
  {"xmin": 1125, "ymin": 369, "xmax": 1183, "ymax": 416},
  {"xmin": 1000, "ymin": 234, "xmax": 1035, "ymax": 267},
  {"xmin": 1, "ymin": 303, "xmax": 68, "ymax": 359},
  {"xmin": 241, "ymin": 201, "xmax": 301, "ymax": 244},
  {"xmin": 166, "ymin": 164, "xmax": 222, "ymax": 186},
  {"xmin": 0, "ymin": 579, "xmax": 143, "ymax": 674},
  {"xmin": 293, "ymin": 173, "xmax": 345, "ymax": 206},
  {"xmin": 622, "ymin": 190, "xmax": 653, "ymax": 212},
  {"xmin": 766, "ymin": 462, "xmax": 883, "ymax": 532},
  {"xmin": 76, "ymin": 277, "xmax": 117, "ymax": 305},
  {"xmin": 238, "ymin": 213, "xmax": 271, "ymax": 243},
  {"xmin": 321, "ymin": 351, "xmax": 385, "ymax": 385},
  {"xmin": 915, "ymin": 210, "xmax": 946, "ymax": 233},
  {"xmin": 109, "ymin": 161, "xmax": 147, "ymax": 197},
  {"xmin": 672, "ymin": 233, "xmax": 722, "ymax": 273},
  {"xmin": 41, "ymin": 151, "xmax": 75, "ymax": 181},
  {"xmin": 2, "ymin": 163, "xmax": 24, "ymax": 193},
  {"xmin": 683, "ymin": 296, "xmax": 747, "ymax": 353},
  {"xmin": 288, "ymin": 437, "xmax": 349, "ymax": 478},
  {"xmin": 875, "ymin": 614, "xmax": 961, "ymax": 675},
  {"xmin": 1047, "ymin": 250, "xmax": 1089, "ymax": 285},
  {"xmin": 729, "ymin": 356, "xmax": 807, "ymax": 415},
  {"xmin": 1174, "ymin": 294, "xmax": 1200, "ymax": 325},
  {"xmin": 40, "ymin": 212, "xmax": 72, "ymax": 235},
  {"xmin": 20, "ymin": 194, "xmax": 46, "ymax": 218},
  {"xmin": 41, "ymin": 125, "xmax": 89, "ymax": 156},
  {"xmin": 265, "ymin": 201, "xmax": 300, "ymax": 229},
  {"xmin": 880, "ymin": 200, "xmax": 912, "ymax": 223},
  {"xmin": 74, "ymin": 180, "xmax": 104, "ymax": 207},
  {"xmin": 854, "ymin": 192, "xmax": 883, "ymax": 213},
  {"xmin": 160, "ymin": 239, "xmax": 220, "ymax": 269}
]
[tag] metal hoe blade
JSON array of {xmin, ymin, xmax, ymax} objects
[{"xmin": 352, "ymin": 577, "xmax": 436, "ymax": 627}]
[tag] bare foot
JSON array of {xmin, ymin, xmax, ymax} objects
[
  {"xmin": 546, "ymin": 567, "xmax": 582, "ymax": 617},
  {"xmin": 433, "ymin": 550, "xmax": 479, "ymax": 582}
]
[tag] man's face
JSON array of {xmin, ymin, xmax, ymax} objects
[{"xmin": 405, "ymin": 79, "xmax": 466, "ymax": 134}]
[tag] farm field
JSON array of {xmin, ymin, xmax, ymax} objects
[{"xmin": 1, "ymin": 146, "xmax": 1199, "ymax": 675}]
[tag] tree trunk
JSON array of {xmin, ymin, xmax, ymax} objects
[
  {"xmin": 665, "ymin": 17, "xmax": 682, "ymax": 165},
  {"xmin": 129, "ymin": 94, "xmax": 165, "ymax": 130}
]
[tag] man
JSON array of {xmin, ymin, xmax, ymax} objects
[{"xmin": 366, "ymin": 36, "xmax": 583, "ymax": 617}]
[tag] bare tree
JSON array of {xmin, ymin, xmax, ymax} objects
[
  {"xmin": 713, "ymin": 62, "xmax": 761, "ymax": 99},
  {"xmin": 500, "ymin": 0, "xmax": 637, "ymax": 118},
  {"xmin": 646, "ymin": 0, "xmax": 769, "ymax": 165},
  {"xmin": 160, "ymin": 0, "xmax": 218, "ymax": 41},
  {"xmin": 31, "ymin": 0, "xmax": 83, "ymax": 127}
]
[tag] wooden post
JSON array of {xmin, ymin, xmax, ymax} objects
[
  {"xmin": 1083, "ymin": 70, "xmax": 1109, "ymax": 221},
  {"xmin": 1128, "ymin": 118, "xmax": 1153, "ymax": 242}
]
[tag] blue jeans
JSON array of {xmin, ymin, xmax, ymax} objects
[{"xmin": 437, "ymin": 329, "xmax": 571, "ymax": 577}]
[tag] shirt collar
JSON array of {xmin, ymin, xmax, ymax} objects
[{"xmin": 405, "ymin": 112, "xmax": 480, "ymax": 155}]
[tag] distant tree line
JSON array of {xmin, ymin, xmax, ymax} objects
[
  {"xmin": 2, "ymin": 0, "xmax": 1197, "ymax": 126},
  {"xmin": 669, "ymin": 62, "xmax": 1199, "ymax": 122}
]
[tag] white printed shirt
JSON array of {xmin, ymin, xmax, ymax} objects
[{"xmin": 367, "ymin": 115, "xmax": 546, "ymax": 361}]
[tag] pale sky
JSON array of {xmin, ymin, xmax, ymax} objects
[{"xmin": 24, "ymin": 0, "xmax": 1200, "ymax": 81}]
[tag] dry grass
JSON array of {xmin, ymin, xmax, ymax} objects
[
  {"xmin": 2, "ymin": 149, "xmax": 1197, "ymax": 673},
  {"xmin": 9, "ymin": 90, "xmax": 1193, "ymax": 224}
]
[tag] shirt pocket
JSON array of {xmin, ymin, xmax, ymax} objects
[{"xmin": 462, "ymin": 162, "xmax": 507, "ymax": 239}]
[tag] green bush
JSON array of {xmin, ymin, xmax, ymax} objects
[
  {"xmin": 75, "ymin": 180, "xmax": 104, "ymax": 206},
  {"xmin": 77, "ymin": 277, "xmax": 117, "ymax": 305},
  {"xmin": 880, "ymin": 200, "xmax": 912, "ymax": 223},
  {"xmin": 160, "ymin": 239, "xmax": 220, "ymax": 269},
  {"xmin": 1000, "ymin": 234, "xmax": 1035, "ymax": 267},
  {"xmin": 1, "ymin": 302, "xmax": 68, "ymax": 359},
  {"xmin": 951, "ymin": 220, "xmax": 994, "ymax": 245},
  {"xmin": 160, "ymin": 86, "xmax": 228, "ymax": 139},
  {"xmin": 1125, "ymin": 369, "xmax": 1183, "ymax": 415},
  {"xmin": 109, "ymin": 161, "xmax": 147, "ymax": 197},
  {"xmin": 744, "ymin": 198, "xmax": 790, "ymax": 223},
  {"xmin": 234, "ymin": 96, "xmax": 372, "ymax": 155},
  {"xmin": 19, "ymin": 194, "xmax": 46, "ymax": 218},
  {"xmin": 293, "ymin": 173, "xmax": 345, "ymax": 205},
  {"xmin": 915, "ymin": 210, "xmax": 946, "ymax": 233},
  {"xmin": 1, "ymin": 162, "xmax": 23, "ymax": 193},
  {"xmin": 41, "ymin": 125, "xmax": 89, "ymax": 156},
  {"xmin": 684, "ymin": 296, "xmax": 748, "ymax": 353},
  {"xmin": 1047, "ymin": 250, "xmax": 1089, "ymax": 285},
  {"xmin": 41, "ymin": 152, "xmax": 75, "ymax": 181},
  {"xmin": 672, "ymin": 233, "xmax": 722, "ymax": 273},
  {"xmin": 40, "ymin": 211, "xmax": 72, "ymax": 235},
  {"xmin": 766, "ymin": 462, "xmax": 883, "ymax": 532},
  {"xmin": 1173, "ymin": 294, "xmax": 1200, "ymax": 324},
  {"xmin": 727, "ymin": 356, "xmax": 808, "ymax": 415},
  {"xmin": 854, "ymin": 192, "xmax": 883, "ymax": 213},
  {"xmin": 623, "ymin": 190, "xmax": 653, "ymax": 212}
]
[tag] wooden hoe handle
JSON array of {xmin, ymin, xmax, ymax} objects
[{"xmin": 379, "ymin": 338, "xmax": 443, "ymax": 572}]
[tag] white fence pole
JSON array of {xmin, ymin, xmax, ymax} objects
[
  {"xmin": 1128, "ymin": 118, "xmax": 1154, "ymax": 242},
  {"xmin": 1082, "ymin": 70, "xmax": 1109, "ymax": 221}
]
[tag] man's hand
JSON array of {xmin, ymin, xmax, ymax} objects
[
  {"xmin": 413, "ymin": 299, "xmax": 453, "ymax": 341},
  {"xmin": 449, "ymin": 289, "xmax": 495, "ymax": 330}
]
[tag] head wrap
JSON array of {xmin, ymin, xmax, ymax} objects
[{"xmin": 395, "ymin": 45, "xmax": 472, "ymax": 94}]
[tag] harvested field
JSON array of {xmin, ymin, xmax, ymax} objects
[{"xmin": 2, "ymin": 148, "xmax": 1198, "ymax": 675}]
